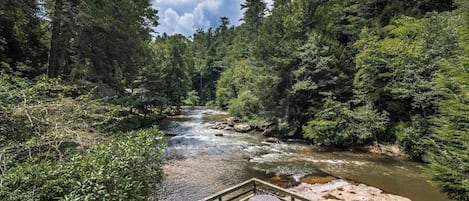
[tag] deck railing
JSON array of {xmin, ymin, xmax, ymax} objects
[{"xmin": 201, "ymin": 178, "xmax": 311, "ymax": 201}]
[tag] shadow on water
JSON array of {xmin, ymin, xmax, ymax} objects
[{"xmin": 152, "ymin": 107, "xmax": 449, "ymax": 201}]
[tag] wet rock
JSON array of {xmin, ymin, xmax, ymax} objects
[
  {"xmin": 264, "ymin": 137, "xmax": 280, "ymax": 143},
  {"xmin": 224, "ymin": 117, "xmax": 240, "ymax": 126},
  {"xmin": 210, "ymin": 122, "xmax": 230, "ymax": 130},
  {"xmin": 300, "ymin": 175, "xmax": 337, "ymax": 184},
  {"xmin": 289, "ymin": 179, "xmax": 411, "ymax": 201},
  {"xmin": 215, "ymin": 133, "xmax": 224, "ymax": 137},
  {"xmin": 209, "ymin": 125, "xmax": 221, "ymax": 129},
  {"xmin": 164, "ymin": 132, "xmax": 178, "ymax": 137},
  {"xmin": 267, "ymin": 175, "xmax": 300, "ymax": 188},
  {"xmin": 262, "ymin": 126, "xmax": 274, "ymax": 136},
  {"xmin": 234, "ymin": 123, "xmax": 252, "ymax": 132}
]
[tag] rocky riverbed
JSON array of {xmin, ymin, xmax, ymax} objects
[
  {"xmin": 154, "ymin": 107, "xmax": 449, "ymax": 201},
  {"xmin": 208, "ymin": 117, "xmax": 413, "ymax": 200}
]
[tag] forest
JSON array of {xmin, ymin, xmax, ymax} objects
[{"xmin": 0, "ymin": 0, "xmax": 468, "ymax": 200}]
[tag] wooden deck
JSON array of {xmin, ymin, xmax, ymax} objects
[{"xmin": 201, "ymin": 178, "xmax": 310, "ymax": 201}]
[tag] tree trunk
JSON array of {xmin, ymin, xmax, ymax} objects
[
  {"xmin": 48, "ymin": 0, "xmax": 65, "ymax": 78},
  {"xmin": 48, "ymin": 0, "xmax": 80, "ymax": 79}
]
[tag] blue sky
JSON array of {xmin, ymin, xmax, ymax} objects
[{"xmin": 152, "ymin": 0, "xmax": 273, "ymax": 37}]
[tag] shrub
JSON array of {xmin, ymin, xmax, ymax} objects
[
  {"xmin": 0, "ymin": 127, "xmax": 166, "ymax": 201},
  {"xmin": 303, "ymin": 98, "xmax": 388, "ymax": 147},
  {"xmin": 395, "ymin": 115, "xmax": 431, "ymax": 160}
]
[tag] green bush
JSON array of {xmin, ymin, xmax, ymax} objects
[
  {"xmin": 395, "ymin": 115, "xmax": 431, "ymax": 160},
  {"xmin": 0, "ymin": 127, "xmax": 165, "ymax": 201},
  {"xmin": 183, "ymin": 90, "xmax": 200, "ymax": 106},
  {"xmin": 303, "ymin": 98, "xmax": 388, "ymax": 147},
  {"xmin": 228, "ymin": 90, "xmax": 260, "ymax": 121}
]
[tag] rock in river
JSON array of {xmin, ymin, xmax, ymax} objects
[
  {"xmin": 289, "ymin": 179, "xmax": 411, "ymax": 201},
  {"xmin": 224, "ymin": 117, "xmax": 240, "ymax": 126},
  {"xmin": 234, "ymin": 123, "xmax": 252, "ymax": 132},
  {"xmin": 264, "ymin": 137, "xmax": 280, "ymax": 143}
]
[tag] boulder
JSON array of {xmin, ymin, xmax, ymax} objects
[
  {"xmin": 234, "ymin": 123, "xmax": 252, "ymax": 132},
  {"xmin": 289, "ymin": 179, "xmax": 411, "ymax": 201},
  {"xmin": 210, "ymin": 125, "xmax": 222, "ymax": 129},
  {"xmin": 215, "ymin": 133, "xmax": 224, "ymax": 137},
  {"xmin": 224, "ymin": 117, "xmax": 240, "ymax": 126},
  {"xmin": 210, "ymin": 122, "xmax": 230, "ymax": 130},
  {"xmin": 264, "ymin": 137, "xmax": 280, "ymax": 143}
]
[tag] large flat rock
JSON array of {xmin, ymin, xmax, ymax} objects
[{"xmin": 289, "ymin": 179, "xmax": 411, "ymax": 201}]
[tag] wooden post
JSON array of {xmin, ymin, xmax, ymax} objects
[{"xmin": 253, "ymin": 180, "xmax": 257, "ymax": 194}]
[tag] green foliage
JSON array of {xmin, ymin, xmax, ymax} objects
[
  {"xmin": 354, "ymin": 16, "xmax": 439, "ymax": 118},
  {"xmin": 216, "ymin": 58, "xmax": 277, "ymax": 121},
  {"xmin": 131, "ymin": 35, "xmax": 192, "ymax": 112},
  {"xmin": 0, "ymin": 127, "xmax": 165, "ymax": 201},
  {"xmin": 2, "ymin": 0, "xmax": 467, "ymax": 198},
  {"xmin": 303, "ymin": 98, "xmax": 389, "ymax": 147},
  {"xmin": 395, "ymin": 115, "xmax": 431, "ymax": 160},
  {"xmin": 216, "ymin": 59, "xmax": 258, "ymax": 107},
  {"xmin": 428, "ymin": 3, "xmax": 469, "ymax": 200},
  {"xmin": 291, "ymin": 32, "xmax": 350, "ymax": 114},
  {"xmin": 190, "ymin": 21, "xmax": 236, "ymax": 105},
  {"xmin": 183, "ymin": 90, "xmax": 200, "ymax": 106},
  {"xmin": 228, "ymin": 90, "xmax": 260, "ymax": 121},
  {"xmin": 0, "ymin": 73, "xmax": 166, "ymax": 200},
  {"xmin": 45, "ymin": 0, "xmax": 158, "ymax": 87},
  {"xmin": 0, "ymin": 0, "xmax": 48, "ymax": 78}
]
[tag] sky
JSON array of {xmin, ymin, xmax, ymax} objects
[{"xmin": 152, "ymin": 0, "xmax": 273, "ymax": 37}]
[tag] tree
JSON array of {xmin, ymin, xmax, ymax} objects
[
  {"xmin": 146, "ymin": 35, "xmax": 192, "ymax": 111},
  {"xmin": 131, "ymin": 42, "xmax": 167, "ymax": 116},
  {"xmin": 0, "ymin": 0, "xmax": 48, "ymax": 78},
  {"xmin": 47, "ymin": 0, "xmax": 78, "ymax": 79},
  {"xmin": 429, "ymin": 3, "xmax": 469, "ymax": 200},
  {"xmin": 216, "ymin": 59, "xmax": 258, "ymax": 107},
  {"xmin": 354, "ymin": 16, "xmax": 445, "ymax": 122},
  {"xmin": 291, "ymin": 32, "xmax": 350, "ymax": 117},
  {"xmin": 303, "ymin": 98, "xmax": 388, "ymax": 148},
  {"xmin": 216, "ymin": 58, "xmax": 276, "ymax": 121},
  {"xmin": 232, "ymin": 0, "xmax": 267, "ymax": 58},
  {"xmin": 46, "ymin": 0, "xmax": 158, "ymax": 88}
]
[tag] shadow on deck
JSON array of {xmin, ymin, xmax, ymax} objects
[{"xmin": 201, "ymin": 178, "xmax": 310, "ymax": 201}]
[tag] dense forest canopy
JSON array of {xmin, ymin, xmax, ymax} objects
[{"xmin": 0, "ymin": 0, "xmax": 468, "ymax": 200}]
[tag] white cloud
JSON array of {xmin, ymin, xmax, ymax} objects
[
  {"xmin": 153, "ymin": 0, "xmax": 272, "ymax": 36},
  {"xmin": 160, "ymin": 8, "xmax": 196, "ymax": 35},
  {"xmin": 153, "ymin": 0, "xmax": 238, "ymax": 36},
  {"xmin": 265, "ymin": 0, "xmax": 273, "ymax": 9}
]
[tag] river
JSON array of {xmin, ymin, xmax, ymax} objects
[{"xmin": 152, "ymin": 107, "xmax": 449, "ymax": 201}]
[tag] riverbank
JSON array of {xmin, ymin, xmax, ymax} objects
[{"xmin": 208, "ymin": 116, "xmax": 410, "ymax": 160}]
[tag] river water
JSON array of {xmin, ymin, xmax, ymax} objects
[{"xmin": 152, "ymin": 107, "xmax": 449, "ymax": 201}]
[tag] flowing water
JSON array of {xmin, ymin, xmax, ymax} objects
[{"xmin": 153, "ymin": 107, "xmax": 449, "ymax": 201}]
